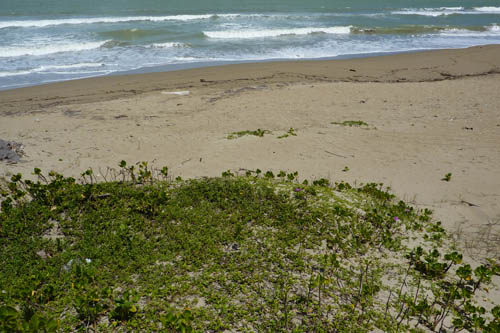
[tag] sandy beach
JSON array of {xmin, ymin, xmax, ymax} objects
[{"xmin": 1, "ymin": 44, "xmax": 500, "ymax": 259}]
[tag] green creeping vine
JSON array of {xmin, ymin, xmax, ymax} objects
[{"xmin": 0, "ymin": 163, "xmax": 498, "ymax": 331}]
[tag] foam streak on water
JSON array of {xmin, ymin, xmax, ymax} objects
[
  {"xmin": 1, "ymin": 0, "xmax": 499, "ymax": 90},
  {"xmin": 392, "ymin": 7, "xmax": 500, "ymax": 16},
  {"xmin": 203, "ymin": 27, "xmax": 352, "ymax": 39},
  {"xmin": 0, "ymin": 41, "xmax": 110, "ymax": 57}
]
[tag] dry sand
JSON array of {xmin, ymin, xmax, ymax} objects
[{"xmin": 1, "ymin": 44, "xmax": 500, "ymax": 260}]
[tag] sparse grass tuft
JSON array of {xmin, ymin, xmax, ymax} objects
[
  {"xmin": 442, "ymin": 173, "xmax": 452, "ymax": 182},
  {"xmin": 331, "ymin": 120, "xmax": 369, "ymax": 127},
  {"xmin": 277, "ymin": 127, "xmax": 298, "ymax": 139},
  {"xmin": 227, "ymin": 129, "xmax": 271, "ymax": 139}
]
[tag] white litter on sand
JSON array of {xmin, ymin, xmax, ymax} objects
[{"xmin": 161, "ymin": 90, "xmax": 190, "ymax": 96}]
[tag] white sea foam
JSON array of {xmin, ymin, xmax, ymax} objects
[
  {"xmin": 46, "ymin": 70, "xmax": 110, "ymax": 75},
  {"xmin": 0, "ymin": 14, "xmax": 244, "ymax": 29},
  {"xmin": 440, "ymin": 28, "xmax": 477, "ymax": 35},
  {"xmin": 0, "ymin": 70, "xmax": 32, "ymax": 77},
  {"xmin": 203, "ymin": 26, "xmax": 351, "ymax": 39},
  {"xmin": 440, "ymin": 26, "xmax": 500, "ymax": 37},
  {"xmin": 473, "ymin": 7, "xmax": 500, "ymax": 12},
  {"xmin": 150, "ymin": 42, "xmax": 191, "ymax": 48},
  {"xmin": 392, "ymin": 8, "xmax": 464, "ymax": 17},
  {"xmin": 0, "ymin": 63, "xmax": 105, "ymax": 77},
  {"xmin": 393, "ymin": 7, "xmax": 500, "ymax": 16},
  {"xmin": 0, "ymin": 41, "xmax": 109, "ymax": 57},
  {"xmin": 38, "ymin": 63, "xmax": 104, "ymax": 70}
]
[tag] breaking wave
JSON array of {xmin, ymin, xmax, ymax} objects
[
  {"xmin": 0, "ymin": 14, "xmax": 241, "ymax": 29},
  {"xmin": 203, "ymin": 26, "xmax": 352, "ymax": 39},
  {"xmin": 393, "ymin": 7, "xmax": 500, "ymax": 17},
  {"xmin": 0, "ymin": 41, "xmax": 109, "ymax": 57}
]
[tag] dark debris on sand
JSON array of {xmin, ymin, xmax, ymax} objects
[{"xmin": 0, "ymin": 139, "xmax": 25, "ymax": 164}]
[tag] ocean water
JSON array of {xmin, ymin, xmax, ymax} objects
[{"xmin": 1, "ymin": 0, "xmax": 499, "ymax": 90}]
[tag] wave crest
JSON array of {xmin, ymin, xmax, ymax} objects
[
  {"xmin": 473, "ymin": 7, "xmax": 500, "ymax": 12},
  {"xmin": 0, "ymin": 63, "xmax": 105, "ymax": 77},
  {"xmin": 440, "ymin": 26, "xmax": 500, "ymax": 37},
  {"xmin": 393, "ymin": 7, "xmax": 500, "ymax": 16},
  {"xmin": 0, "ymin": 14, "xmax": 240, "ymax": 29},
  {"xmin": 0, "ymin": 41, "xmax": 109, "ymax": 57}
]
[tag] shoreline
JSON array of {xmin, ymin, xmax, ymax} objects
[
  {"xmin": 103, "ymin": 46, "xmax": 457, "ymax": 80},
  {"xmin": 1, "ymin": 44, "xmax": 500, "ymax": 115},
  {"xmin": 0, "ymin": 46, "xmax": 443, "ymax": 91},
  {"xmin": 1, "ymin": 44, "xmax": 499, "ymax": 258}
]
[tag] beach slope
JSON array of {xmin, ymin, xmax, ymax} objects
[{"xmin": 1, "ymin": 45, "xmax": 500, "ymax": 254}]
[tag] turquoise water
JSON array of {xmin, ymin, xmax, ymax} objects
[{"xmin": 1, "ymin": 1, "xmax": 499, "ymax": 90}]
